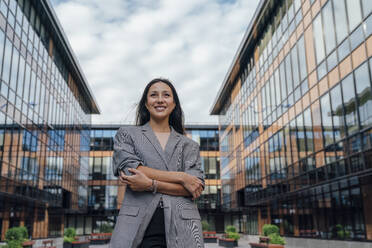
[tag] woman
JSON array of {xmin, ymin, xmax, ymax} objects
[{"xmin": 110, "ymin": 78, "xmax": 205, "ymax": 248}]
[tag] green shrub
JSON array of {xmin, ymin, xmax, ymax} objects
[
  {"xmin": 4, "ymin": 240, "xmax": 22, "ymax": 248},
  {"xmin": 63, "ymin": 236, "xmax": 75, "ymax": 243},
  {"xmin": 226, "ymin": 232, "xmax": 240, "ymax": 241},
  {"xmin": 201, "ymin": 220, "xmax": 209, "ymax": 231},
  {"xmin": 5, "ymin": 228, "xmax": 23, "ymax": 242},
  {"xmin": 268, "ymin": 233, "xmax": 285, "ymax": 245},
  {"xmin": 100, "ymin": 223, "xmax": 114, "ymax": 233},
  {"xmin": 225, "ymin": 225, "xmax": 239, "ymax": 241},
  {"xmin": 18, "ymin": 227, "xmax": 28, "ymax": 240},
  {"xmin": 225, "ymin": 225, "xmax": 237, "ymax": 233},
  {"xmin": 334, "ymin": 224, "xmax": 350, "ymax": 239},
  {"xmin": 64, "ymin": 227, "xmax": 76, "ymax": 243},
  {"xmin": 64, "ymin": 227, "xmax": 76, "ymax": 239},
  {"xmin": 4, "ymin": 227, "xmax": 29, "ymax": 248},
  {"xmin": 262, "ymin": 224, "xmax": 279, "ymax": 236}
]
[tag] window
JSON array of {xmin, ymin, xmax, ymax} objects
[
  {"xmin": 322, "ymin": 1, "xmax": 336, "ymax": 55},
  {"xmin": 320, "ymin": 93, "xmax": 334, "ymax": 146},
  {"xmin": 345, "ymin": 0, "xmax": 362, "ymax": 32},
  {"xmin": 2, "ymin": 38, "xmax": 12, "ymax": 84},
  {"xmin": 313, "ymin": 14, "xmax": 325, "ymax": 64},
  {"xmin": 22, "ymin": 130, "xmax": 37, "ymax": 151},
  {"xmin": 304, "ymin": 108, "xmax": 314, "ymax": 153},
  {"xmin": 333, "ymin": 0, "xmax": 348, "ymax": 44},
  {"xmin": 362, "ymin": 0, "xmax": 372, "ymax": 18},
  {"xmin": 355, "ymin": 61, "xmax": 372, "ymax": 129},
  {"xmin": 330, "ymin": 85, "xmax": 345, "ymax": 141},
  {"xmin": 291, "ymin": 45, "xmax": 300, "ymax": 88},
  {"xmin": 20, "ymin": 157, "xmax": 39, "ymax": 181},
  {"xmin": 341, "ymin": 74, "xmax": 359, "ymax": 135},
  {"xmin": 285, "ymin": 55, "xmax": 293, "ymax": 93},
  {"xmin": 296, "ymin": 114, "xmax": 306, "ymax": 153},
  {"xmin": 297, "ymin": 36, "xmax": 307, "ymax": 81}
]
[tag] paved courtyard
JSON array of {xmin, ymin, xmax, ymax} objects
[{"xmin": 89, "ymin": 235, "xmax": 255, "ymax": 247}]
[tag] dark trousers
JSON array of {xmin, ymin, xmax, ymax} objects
[{"xmin": 139, "ymin": 207, "xmax": 167, "ymax": 248}]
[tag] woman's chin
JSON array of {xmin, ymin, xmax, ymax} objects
[{"xmin": 151, "ymin": 114, "xmax": 169, "ymax": 122}]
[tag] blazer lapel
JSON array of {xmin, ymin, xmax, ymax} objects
[
  {"xmin": 141, "ymin": 122, "xmax": 170, "ymax": 170},
  {"xmin": 164, "ymin": 127, "xmax": 181, "ymax": 165}
]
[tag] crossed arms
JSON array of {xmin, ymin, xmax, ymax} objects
[
  {"xmin": 119, "ymin": 166, "xmax": 204, "ymax": 200},
  {"xmin": 113, "ymin": 128, "xmax": 204, "ymax": 200}
]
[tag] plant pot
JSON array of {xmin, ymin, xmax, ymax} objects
[
  {"xmin": 218, "ymin": 238, "xmax": 238, "ymax": 247},
  {"xmin": 22, "ymin": 240, "xmax": 35, "ymax": 248},
  {"xmin": 63, "ymin": 242, "xmax": 72, "ymax": 248},
  {"xmin": 204, "ymin": 237, "xmax": 218, "ymax": 243},
  {"xmin": 70, "ymin": 240, "xmax": 90, "ymax": 248}
]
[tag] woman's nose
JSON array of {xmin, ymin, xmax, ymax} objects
[{"xmin": 156, "ymin": 96, "xmax": 165, "ymax": 103}]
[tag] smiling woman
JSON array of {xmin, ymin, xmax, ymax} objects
[{"xmin": 110, "ymin": 78, "xmax": 205, "ymax": 248}]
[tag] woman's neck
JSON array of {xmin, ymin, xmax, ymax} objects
[{"xmin": 149, "ymin": 118, "xmax": 171, "ymax": 133}]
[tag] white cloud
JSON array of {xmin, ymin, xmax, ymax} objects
[{"xmin": 50, "ymin": 0, "xmax": 260, "ymax": 124}]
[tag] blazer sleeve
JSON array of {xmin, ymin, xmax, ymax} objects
[
  {"xmin": 183, "ymin": 141, "xmax": 205, "ymax": 187},
  {"xmin": 112, "ymin": 127, "xmax": 143, "ymax": 177}
]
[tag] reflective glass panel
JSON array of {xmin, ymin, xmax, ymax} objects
[
  {"xmin": 322, "ymin": 1, "xmax": 336, "ymax": 55},
  {"xmin": 330, "ymin": 84, "xmax": 345, "ymax": 141},
  {"xmin": 341, "ymin": 74, "xmax": 359, "ymax": 134},
  {"xmin": 313, "ymin": 14, "xmax": 325, "ymax": 64},
  {"xmin": 355, "ymin": 61, "xmax": 372, "ymax": 129},
  {"xmin": 346, "ymin": 0, "xmax": 362, "ymax": 31},
  {"xmin": 333, "ymin": 0, "xmax": 348, "ymax": 44},
  {"xmin": 320, "ymin": 93, "xmax": 334, "ymax": 146}
]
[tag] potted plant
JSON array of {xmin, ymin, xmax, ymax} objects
[
  {"xmin": 63, "ymin": 227, "xmax": 90, "ymax": 248},
  {"xmin": 334, "ymin": 224, "xmax": 350, "ymax": 240},
  {"xmin": 100, "ymin": 223, "xmax": 113, "ymax": 233},
  {"xmin": 201, "ymin": 221, "xmax": 217, "ymax": 243},
  {"xmin": 249, "ymin": 224, "xmax": 285, "ymax": 248},
  {"xmin": 63, "ymin": 228, "xmax": 76, "ymax": 248},
  {"xmin": 4, "ymin": 227, "xmax": 34, "ymax": 248},
  {"xmin": 218, "ymin": 225, "xmax": 240, "ymax": 247},
  {"xmin": 201, "ymin": 220, "xmax": 210, "ymax": 232}
]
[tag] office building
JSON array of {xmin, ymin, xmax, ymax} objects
[
  {"xmin": 211, "ymin": 0, "xmax": 372, "ymax": 242},
  {"xmin": 0, "ymin": 0, "xmax": 99, "ymax": 240}
]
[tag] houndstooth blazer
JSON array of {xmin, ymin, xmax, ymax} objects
[{"xmin": 110, "ymin": 122, "xmax": 205, "ymax": 248}]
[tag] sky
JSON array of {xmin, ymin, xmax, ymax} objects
[{"xmin": 50, "ymin": 0, "xmax": 260, "ymax": 124}]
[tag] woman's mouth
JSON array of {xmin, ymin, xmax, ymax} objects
[{"xmin": 154, "ymin": 106, "xmax": 166, "ymax": 111}]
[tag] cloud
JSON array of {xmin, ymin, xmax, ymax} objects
[{"xmin": 50, "ymin": 0, "xmax": 260, "ymax": 124}]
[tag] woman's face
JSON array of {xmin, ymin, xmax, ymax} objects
[{"xmin": 145, "ymin": 82, "xmax": 176, "ymax": 121}]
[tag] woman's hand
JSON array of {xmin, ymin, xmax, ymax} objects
[
  {"xmin": 181, "ymin": 173, "xmax": 204, "ymax": 200},
  {"xmin": 119, "ymin": 168, "xmax": 152, "ymax": 192}
]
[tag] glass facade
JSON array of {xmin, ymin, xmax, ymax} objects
[
  {"xmin": 0, "ymin": 0, "xmax": 98, "ymax": 240},
  {"xmin": 186, "ymin": 126, "xmax": 225, "ymax": 232},
  {"xmin": 212, "ymin": 0, "xmax": 372, "ymax": 241},
  {"xmin": 65, "ymin": 125, "xmax": 226, "ymax": 234}
]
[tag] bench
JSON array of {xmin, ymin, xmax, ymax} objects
[
  {"xmin": 259, "ymin": 236, "xmax": 270, "ymax": 244},
  {"xmin": 22, "ymin": 240, "xmax": 35, "ymax": 248},
  {"xmin": 38, "ymin": 240, "xmax": 56, "ymax": 248},
  {"xmin": 203, "ymin": 231, "xmax": 217, "ymax": 243},
  {"xmin": 89, "ymin": 233, "xmax": 112, "ymax": 245}
]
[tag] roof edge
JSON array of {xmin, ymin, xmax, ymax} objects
[
  {"xmin": 210, "ymin": 0, "xmax": 267, "ymax": 115},
  {"xmin": 41, "ymin": 0, "xmax": 100, "ymax": 114}
]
